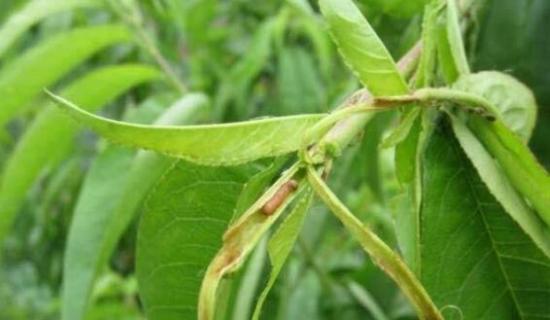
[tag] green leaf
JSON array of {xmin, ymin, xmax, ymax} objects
[
  {"xmin": 449, "ymin": 115, "xmax": 550, "ymax": 257},
  {"xmin": 136, "ymin": 161, "xmax": 265, "ymax": 320},
  {"xmin": 381, "ymin": 107, "xmax": 421, "ymax": 149},
  {"xmin": 453, "ymin": 71, "xmax": 538, "ymax": 141},
  {"xmin": 468, "ymin": 117, "xmax": 550, "ymax": 231},
  {"xmin": 215, "ymin": 18, "xmax": 276, "ymax": 119},
  {"xmin": 319, "ymin": 0, "xmax": 408, "ymax": 96},
  {"xmin": 395, "ymin": 112, "xmax": 422, "ymax": 184},
  {"xmin": 62, "ymin": 93, "xmax": 208, "ymax": 320},
  {"xmin": 277, "ymin": 47, "xmax": 325, "ymax": 115},
  {"xmin": 252, "ymin": 188, "xmax": 313, "ymax": 320},
  {"xmin": 0, "ymin": 64, "xmax": 160, "ymax": 253},
  {"xmin": 0, "ymin": 24, "xmax": 131, "ymax": 128},
  {"xmin": 420, "ymin": 118, "xmax": 550, "ymax": 319},
  {"xmin": 444, "ymin": 0, "xmax": 470, "ymax": 77},
  {"xmin": 0, "ymin": 0, "xmax": 99, "ymax": 59},
  {"xmin": 414, "ymin": 1, "xmax": 439, "ymax": 88},
  {"xmin": 198, "ymin": 165, "xmax": 304, "ymax": 320},
  {"xmin": 307, "ymin": 167, "xmax": 442, "ymax": 320},
  {"xmin": 47, "ymin": 92, "xmax": 325, "ymax": 166}
]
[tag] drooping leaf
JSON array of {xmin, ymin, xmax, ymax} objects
[
  {"xmin": 0, "ymin": 24, "xmax": 131, "ymax": 128},
  {"xmin": 420, "ymin": 118, "xmax": 550, "ymax": 319},
  {"xmin": 0, "ymin": 64, "xmax": 160, "ymax": 251},
  {"xmin": 450, "ymin": 115, "xmax": 550, "ymax": 257},
  {"xmin": 252, "ymin": 188, "xmax": 313, "ymax": 320},
  {"xmin": 307, "ymin": 167, "xmax": 442, "ymax": 319},
  {"xmin": 62, "ymin": 93, "xmax": 208, "ymax": 320},
  {"xmin": 0, "ymin": 0, "xmax": 99, "ymax": 59},
  {"xmin": 136, "ymin": 161, "xmax": 266, "ymax": 320},
  {"xmin": 468, "ymin": 117, "xmax": 550, "ymax": 231},
  {"xmin": 319, "ymin": 0, "xmax": 409, "ymax": 96},
  {"xmin": 47, "ymin": 92, "xmax": 325, "ymax": 166},
  {"xmin": 198, "ymin": 165, "xmax": 304, "ymax": 320},
  {"xmin": 453, "ymin": 71, "xmax": 538, "ymax": 141}
]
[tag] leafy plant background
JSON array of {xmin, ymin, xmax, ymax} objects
[{"xmin": 0, "ymin": 0, "xmax": 548, "ymax": 319}]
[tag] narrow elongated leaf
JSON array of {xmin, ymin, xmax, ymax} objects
[
  {"xmin": 47, "ymin": 93, "xmax": 324, "ymax": 166},
  {"xmin": 420, "ymin": 118, "xmax": 550, "ymax": 319},
  {"xmin": 252, "ymin": 188, "xmax": 313, "ymax": 319},
  {"xmin": 0, "ymin": 0, "xmax": 99, "ymax": 58},
  {"xmin": 215, "ymin": 18, "xmax": 276, "ymax": 119},
  {"xmin": 277, "ymin": 47, "xmax": 325, "ymax": 115},
  {"xmin": 454, "ymin": 71, "xmax": 538, "ymax": 141},
  {"xmin": 468, "ymin": 118, "xmax": 550, "ymax": 230},
  {"xmin": 0, "ymin": 64, "xmax": 160, "ymax": 251},
  {"xmin": 62, "ymin": 93, "xmax": 208, "ymax": 320},
  {"xmin": 445, "ymin": 0, "xmax": 470, "ymax": 77},
  {"xmin": 0, "ymin": 24, "xmax": 131, "ymax": 127},
  {"xmin": 319, "ymin": 0, "xmax": 408, "ymax": 96},
  {"xmin": 136, "ymin": 161, "xmax": 265, "ymax": 320}
]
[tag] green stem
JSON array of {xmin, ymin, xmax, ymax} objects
[
  {"xmin": 307, "ymin": 167, "xmax": 443, "ymax": 320},
  {"xmin": 377, "ymin": 87, "xmax": 499, "ymax": 120}
]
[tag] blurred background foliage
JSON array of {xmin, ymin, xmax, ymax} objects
[{"xmin": 0, "ymin": 0, "xmax": 548, "ymax": 319}]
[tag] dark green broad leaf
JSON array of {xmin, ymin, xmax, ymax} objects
[
  {"xmin": 450, "ymin": 116, "xmax": 550, "ymax": 257},
  {"xmin": 48, "ymin": 92, "xmax": 324, "ymax": 166},
  {"xmin": 0, "ymin": 0, "xmax": 99, "ymax": 58},
  {"xmin": 0, "ymin": 24, "xmax": 131, "ymax": 128},
  {"xmin": 136, "ymin": 161, "xmax": 266, "ymax": 320},
  {"xmin": 319, "ymin": 0, "xmax": 408, "ymax": 96},
  {"xmin": 0, "ymin": 64, "xmax": 160, "ymax": 252},
  {"xmin": 453, "ymin": 71, "xmax": 538, "ymax": 141},
  {"xmin": 62, "ymin": 94, "xmax": 208, "ymax": 320},
  {"xmin": 420, "ymin": 117, "xmax": 550, "ymax": 319}
]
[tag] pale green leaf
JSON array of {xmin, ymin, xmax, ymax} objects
[
  {"xmin": 444, "ymin": 0, "xmax": 470, "ymax": 77},
  {"xmin": 62, "ymin": 93, "xmax": 208, "ymax": 320},
  {"xmin": 319, "ymin": 0, "xmax": 408, "ymax": 96},
  {"xmin": 0, "ymin": 0, "xmax": 99, "ymax": 58},
  {"xmin": 252, "ymin": 188, "xmax": 313, "ymax": 320},
  {"xmin": 136, "ymin": 161, "xmax": 265, "ymax": 320},
  {"xmin": 453, "ymin": 71, "xmax": 538, "ymax": 141},
  {"xmin": 47, "ymin": 92, "xmax": 325, "ymax": 166},
  {"xmin": 0, "ymin": 24, "xmax": 131, "ymax": 128},
  {"xmin": 0, "ymin": 64, "xmax": 160, "ymax": 252},
  {"xmin": 381, "ymin": 107, "xmax": 421, "ymax": 149},
  {"xmin": 420, "ymin": 118, "xmax": 550, "ymax": 319},
  {"xmin": 468, "ymin": 117, "xmax": 550, "ymax": 231}
]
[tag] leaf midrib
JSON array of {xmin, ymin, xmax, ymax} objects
[{"xmin": 453, "ymin": 141, "xmax": 524, "ymax": 318}]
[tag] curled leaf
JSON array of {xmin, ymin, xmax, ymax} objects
[{"xmin": 47, "ymin": 92, "xmax": 325, "ymax": 166}]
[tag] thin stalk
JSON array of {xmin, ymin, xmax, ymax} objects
[
  {"xmin": 376, "ymin": 87, "xmax": 499, "ymax": 120},
  {"xmin": 307, "ymin": 167, "xmax": 443, "ymax": 320},
  {"xmin": 107, "ymin": 0, "xmax": 187, "ymax": 93}
]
